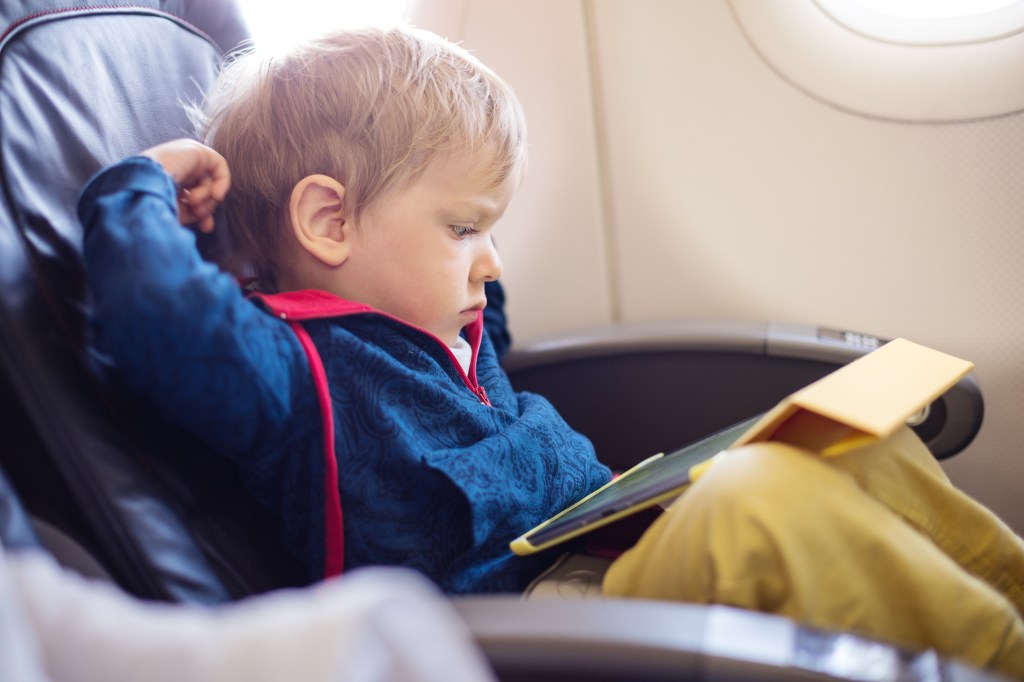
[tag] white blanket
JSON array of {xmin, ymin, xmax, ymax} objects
[{"xmin": 0, "ymin": 546, "xmax": 493, "ymax": 682}]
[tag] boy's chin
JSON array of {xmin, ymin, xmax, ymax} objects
[{"xmin": 441, "ymin": 332, "xmax": 464, "ymax": 347}]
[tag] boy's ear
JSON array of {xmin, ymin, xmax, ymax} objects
[{"xmin": 289, "ymin": 174, "xmax": 351, "ymax": 267}]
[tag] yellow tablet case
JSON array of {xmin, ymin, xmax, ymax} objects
[
  {"xmin": 734, "ymin": 337, "xmax": 973, "ymax": 456},
  {"xmin": 510, "ymin": 338, "xmax": 973, "ymax": 556}
]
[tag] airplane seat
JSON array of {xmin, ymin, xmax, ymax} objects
[
  {"xmin": 0, "ymin": 1, "xmax": 994, "ymax": 680},
  {"xmin": 0, "ymin": 0, "xmax": 306, "ymax": 602},
  {"xmin": 502, "ymin": 322, "xmax": 983, "ymax": 471}
]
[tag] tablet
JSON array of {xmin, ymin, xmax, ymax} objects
[{"xmin": 510, "ymin": 413, "xmax": 762, "ymax": 555}]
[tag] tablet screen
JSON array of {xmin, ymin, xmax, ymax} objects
[{"xmin": 518, "ymin": 413, "xmax": 762, "ymax": 549}]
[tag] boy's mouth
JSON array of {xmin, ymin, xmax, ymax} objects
[{"xmin": 460, "ymin": 302, "xmax": 486, "ymax": 319}]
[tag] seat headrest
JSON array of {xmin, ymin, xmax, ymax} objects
[
  {"xmin": 2, "ymin": 4, "xmax": 224, "ymax": 328},
  {"xmin": 0, "ymin": 1, "xmax": 305, "ymax": 602}
]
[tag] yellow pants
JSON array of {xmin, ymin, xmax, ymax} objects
[{"xmin": 603, "ymin": 427, "xmax": 1024, "ymax": 678}]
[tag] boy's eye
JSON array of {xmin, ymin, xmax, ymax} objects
[{"xmin": 450, "ymin": 224, "xmax": 478, "ymax": 239}]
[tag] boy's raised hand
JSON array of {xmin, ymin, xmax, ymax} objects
[{"xmin": 142, "ymin": 139, "xmax": 231, "ymax": 234}]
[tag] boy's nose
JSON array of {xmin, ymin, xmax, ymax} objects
[{"xmin": 473, "ymin": 238, "xmax": 503, "ymax": 282}]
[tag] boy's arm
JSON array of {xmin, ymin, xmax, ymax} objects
[{"xmin": 78, "ymin": 145, "xmax": 313, "ymax": 463}]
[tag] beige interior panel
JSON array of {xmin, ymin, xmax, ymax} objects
[
  {"xmin": 589, "ymin": 0, "xmax": 1024, "ymax": 532},
  {"xmin": 414, "ymin": 0, "xmax": 614, "ymax": 339},
  {"xmin": 415, "ymin": 0, "xmax": 1023, "ymax": 534},
  {"xmin": 729, "ymin": 0, "xmax": 1024, "ymax": 122}
]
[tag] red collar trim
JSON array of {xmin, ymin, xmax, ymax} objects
[
  {"xmin": 463, "ymin": 310, "xmax": 484, "ymax": 380},
  {"xmin": 251, "ymin": 289, "xmax": 375, "ymax": 321},
  {"xmin": 251, "ymin": 289, "xmax": 487, "ymax": 389}
]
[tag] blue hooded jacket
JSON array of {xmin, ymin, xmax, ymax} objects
[{"xmin": 79, "ymin": 157, "xmax": 611, "ymax": 593}]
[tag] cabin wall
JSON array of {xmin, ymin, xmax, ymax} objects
[
  {"xmin": 415, "ymin": 0, "xmax": 616, "ymax": 336},
  {"xmin": 415, "ymin": 0, "xmax": 1024, "ymax": 533}
]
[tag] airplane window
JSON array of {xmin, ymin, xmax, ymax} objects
[
  {"xmin": 728, "ymin": 0, "xmax": 1024, "ymax": 121},
  {"xmin": 848, "ymin": 0, "xmax": 1018, "ymax": 17},
  {"xmin": 239, "ymin": 0, "xmax": 411, "ymax": 50},
  {"xmin": 815, "ymin": 0, "xmax": 1024, "ymax": 45}
]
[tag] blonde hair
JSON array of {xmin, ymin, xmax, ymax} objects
[{"xmin": 194, "ymin": 26, "xmax": 527, "ymax": 286}]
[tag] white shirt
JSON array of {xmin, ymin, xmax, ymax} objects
[{"xmin": 450, "ymin": 336, "xmax": 473, "ymax": 376}]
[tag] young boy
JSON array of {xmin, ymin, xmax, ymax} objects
[
  {"xmin": 79, "ymin": 26, "xmax": 1024, "ymax": 676},
  {"xmin": 80, "ymin": 27, "xmax": 611, "ymax": 596}
]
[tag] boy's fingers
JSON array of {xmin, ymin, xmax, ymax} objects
[
  {"xmin": 142, "ymin": 139, "xmax": 229, "ymax": 230},
  {"xmin": 182, "ymin": 170, "xmax": 229, "ymax": 205},
  {"xmin": 144, "ymin": 138, "xmax": 230, "ymax": 196},
  {"xmin": 181, "ymin": 199, "xmax": 215, "ymax": 220},
  {"xmin": 179, "ymin": 178, "xmax": 222, "ymax": 214},
  {"xmin": 176, "ymin": 189, "xmax": 219, "ymax": 232},
  {"xmin": 207, "ymin": 160, "xmax": 231, "ymax": 201},
  {"xmin": 182, "ymin": 180, "xmax": 209, "ymax": 203},
  {"xmin": 197, "ymin": 215, "xmax": 216, "ymax": 233},
  {"xmin": 184, "ymin": 148, "xmax": 230, "ymax": 199}
]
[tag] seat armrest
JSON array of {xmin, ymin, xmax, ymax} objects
[
  {"xmin": 503, "ymin": 320, "xmax": 982, "ymax": 467},
  {"xmin": 454, "ymin": 596, "xmax": 1008, "ymax": 682}
]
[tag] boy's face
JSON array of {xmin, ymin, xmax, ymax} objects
[{"xmin": 338, "ymin": 150, "xmax": 518, "ymax": 347}]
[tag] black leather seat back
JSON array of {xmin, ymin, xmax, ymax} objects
[{"xmin": 0, "ymin": 1, "xmax": 305, "ymax": 602}]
